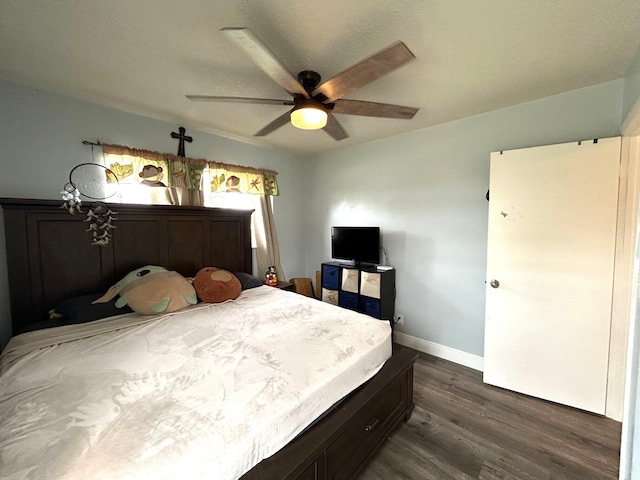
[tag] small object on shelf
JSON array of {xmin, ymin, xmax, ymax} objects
[
  {"xmin": 376, "ymin": 265, "xmax": 394, "ymax": 271},
  {"xmin": 264, "ymin": 265, "xmax": 278, "ymax": 286}
]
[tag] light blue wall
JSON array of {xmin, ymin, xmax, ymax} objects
[
  {"xmin": 304, "ymin": 79, "xmax": 624, "ymax": 356},
  {"xmin": 623, "ymin": 46, "xmax": 640, "ymax": 123},
  {"xmin": 1, "ymin": 66, "xmax": 639, "ymax": 474},
  {"xmin": 0, "ymin": 71, "xmax": 638, "ymax": 474},
  {"xmin": 0, "ymin": 78, "xmax": 630, "ymax": 357},
  {"xmin": 0, "ymin": 79, "xmax": 308, "ymax": 347},
  {"xmin": 624, "ymin": 69, "xmax": 640, "ymax": 124}
]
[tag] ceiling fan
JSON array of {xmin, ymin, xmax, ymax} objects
[{"xmin": 186, "ymin": 28, "xmax": 419, "ymax": 141}]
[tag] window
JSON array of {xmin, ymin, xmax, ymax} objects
[{"xmin": 88, "ymin": 143, "xmax": 281, "ymax": 277}]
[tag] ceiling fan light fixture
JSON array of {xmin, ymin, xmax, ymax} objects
[{"xmin": 290, "ymin": 103, "xmax": 327, "ymax": 130}]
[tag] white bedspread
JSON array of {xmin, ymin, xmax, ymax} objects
[{"xmin": 0, "ymin": 286, "xmax": 391, "ymax": 480}]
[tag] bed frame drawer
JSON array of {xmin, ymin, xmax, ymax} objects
[
  {"xmin": 325, "ymin": 373, "xmax": 408, "ymax": 480},
  {"xmin": 292, "ymin": 460, "xmax": 320, "ymax": 480}
]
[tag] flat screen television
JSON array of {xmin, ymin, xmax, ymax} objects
[{"xmin": 331, "ymin": 226, "xmax": 380, "ymax": 266}]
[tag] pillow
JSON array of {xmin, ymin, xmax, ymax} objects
[
  {"xmin": 193, "ymin": 267, "xmax": 242, "ymax": 303},
  {"xmin": 233, "ymin": 271, "xmax": 264, "ymax": 290},
  {"xmin": 50, "ymin": 293, "xmax": 132, "ymax": 323},
  {"xmin": 92, "ymin": 265, "xmax": 198, "ymax": 315}
]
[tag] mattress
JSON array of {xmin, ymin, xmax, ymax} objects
[{"xmin": 0, "ymin": 286, "xmax": 392, "ymax": 480}]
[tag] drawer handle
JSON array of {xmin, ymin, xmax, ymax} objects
[{"xmin": 365, "ymin": 418, "xmax": 380, "ymax": 433}]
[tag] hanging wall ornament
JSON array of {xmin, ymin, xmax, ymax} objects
[
  {"xmin": 61, "ymin": 182, "xmax": 82, "ymax": 213},
  {"xmin": 61, "ymin": 143, "xmax": 120, "ymax": 246},
  {"xmin": 83, "ymin": 201, "xmax": 118, "ymax": 246},
  {"xmin": 68, "ymin": 162, "xmax": 119, "ymax": 201}
]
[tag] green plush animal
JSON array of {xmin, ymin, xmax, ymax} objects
[{"xmin": 93, "ymin": 265, "xmax": 198, "ymax": 315}]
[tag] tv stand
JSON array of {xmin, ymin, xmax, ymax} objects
[
  {"xmin": 320, "ymin": 262, "xmax": 395, "ymax": 324},
  {"xmin": 352, "ymin": 260, "xmax": 377, "ymax": 269}
]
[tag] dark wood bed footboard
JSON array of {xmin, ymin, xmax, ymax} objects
[{"xmin": 241, "ymin": 345, "xmax": 418, "ymax": 480}]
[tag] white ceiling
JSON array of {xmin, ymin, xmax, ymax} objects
[{"xmin": 1, "ymin": 1, "xmax": 639, "ymax": 156}]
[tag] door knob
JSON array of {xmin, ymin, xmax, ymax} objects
[{"xmin": 490, "ymin": 279, "xmax": 500, "ymax": 288}]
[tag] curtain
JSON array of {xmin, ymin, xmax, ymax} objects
[
  {"xmin": 207, "ymin": 162, "xmax": 279, "ymax": 196},
  {"xmin": 203, "ymin": 160, "xmax": 281, "ymax": 281},
  {"xmin": 98, "ymin": 143, "xmax": 283, "ymax": 279},
  {"xmin": 165, "ymin": 154, "xmax": 206, "ymax": 206},
  {"xmin": 100, "ymin": 144, "xmax": 206, "ymax": 206},
  {"xmin": 254, "ymin": 195, "xmax": 285, "ymax": 282},
  {"xmin": 100, "ymin": 144, "xmax": 279, "ymax": 202}
]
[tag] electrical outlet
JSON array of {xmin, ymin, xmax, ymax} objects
[{"xmin": 393, "ymin": 313, "xmax": 404, "ymax": 325}]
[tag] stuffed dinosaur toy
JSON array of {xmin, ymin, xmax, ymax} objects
[{"xmin": 93, "ymin": 265, "xmax": 198, "ymax": 315}]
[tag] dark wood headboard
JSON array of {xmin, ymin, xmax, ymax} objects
[{"xmin": 1, "ymin": 198, "xmax": 253, "ymax": 335}]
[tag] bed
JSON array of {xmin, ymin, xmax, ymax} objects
[{"xmin": 0, "ymin": 198, "xmax": 417, "ymax": 480}]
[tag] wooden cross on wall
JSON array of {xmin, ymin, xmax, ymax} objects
[{"xmin": 171, "ymin": 126, "xmax": 193, "ymax": 157}]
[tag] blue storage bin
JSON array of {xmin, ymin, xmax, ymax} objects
[
  {"xmin": 361, "ymin": 296, "xmax": 381, "ymax": 318},
  {"xmin": 322, "ymin": 265, "xmax": 340, "ymax": 290},
  {"xmin": 339, "ymin": 291, "xmax": 359, "ymax": 311}
]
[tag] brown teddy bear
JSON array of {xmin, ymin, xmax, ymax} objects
[{"xmin": 192, "ymin": 267, "xmax": 242, "ymax": 303}]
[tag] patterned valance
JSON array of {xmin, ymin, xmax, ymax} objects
[
  {"xmin": 100, "ymin": 143, "xmax": 279, "ymax": 196},
  {"xmin": 208, "ymin": 162, "xmax": 279, "ymax": 196}
]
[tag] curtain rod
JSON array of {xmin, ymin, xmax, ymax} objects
[{"xmin": 82, "ymin": 140, "xmax": 101, "ymax": 146}]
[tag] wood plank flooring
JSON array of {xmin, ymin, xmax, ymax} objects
[{"xmin": 358, "ymin": 350, "xmax": 622, "ymax": 480}]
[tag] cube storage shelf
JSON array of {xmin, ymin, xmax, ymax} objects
[{"xmin": 321, "ymin": 262, "xmax": 395, "ymax": 323}]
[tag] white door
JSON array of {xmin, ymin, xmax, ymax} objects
[{"xmin": 484, "ymin": 137, "xmax": 621, "ymax": 414}]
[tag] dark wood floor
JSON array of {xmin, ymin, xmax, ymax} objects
[{"xmin": 358, "ymin": 351, "xmax": 622, "ymax": 480}]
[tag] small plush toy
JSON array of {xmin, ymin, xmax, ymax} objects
[
  {"xmin": 93, "ymin": 265, "xmax": 197, "ymax": 315},
  {"xmin": 264, "ymin": 265, "xmax": 278, "ymax": 286},
  {"xmin": 192, "ymin": 267, "xmax": 242, "ymax": 303}
]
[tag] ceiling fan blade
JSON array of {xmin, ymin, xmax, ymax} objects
[
  {"xmin": 186, "ymin": 95, "xmax": 294, "ymax": 106},
  {"xmin": 313, "ymin": 41, "xmax": 416, "ymax": 103},
  {"xmin": 221, "ymin": 27, "xmax": 309, "ymax": 98},
  {"xmin": 331, "ymin": 99, "xmax": 418, "ymax": 119},
  {"xmin": 254, "ymin": 110, "xmax": 293, "ymax": 137},
  {"xmin": 323, "ymin": 113, "xmax": 348, "ymax": 141}
]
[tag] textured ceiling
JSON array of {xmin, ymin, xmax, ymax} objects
[{"xmin": 1, "ymin": 1, "xmax": 639, "ymax": 156}]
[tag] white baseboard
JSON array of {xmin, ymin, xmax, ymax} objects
[{"xmin": 395, "ymin": 331, "xmax": 484, "ymax": 372}]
